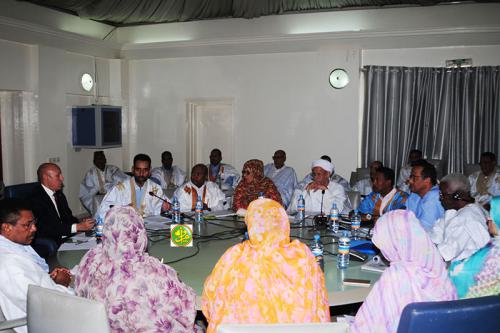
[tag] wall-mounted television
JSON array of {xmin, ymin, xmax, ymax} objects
[{"xmin": 72, "ymin": 105, "xmax": 122, "ymax": 148}]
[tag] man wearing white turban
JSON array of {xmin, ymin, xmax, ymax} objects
[{"xmin": 289, "ymin": 160, "xmax": 347, "ymax": 214}]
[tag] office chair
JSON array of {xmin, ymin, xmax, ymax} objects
[
  {"xmin": 396, "ymin": 295, "xmax": 500, "ymax": 333},
  {"xmin": 27, "ymin": 285, "xmax": 110, "ymax": 333},
  {"xmin": 0, "ymin": 307, "xmax": 26, "ymax": 332},
  {"xmin": 3, "ymin": 182, "xmax": 38, "ymax": 199}
]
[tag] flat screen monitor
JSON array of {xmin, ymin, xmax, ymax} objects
[{"xmin": 72, "ymin": 105, "xmax": 122, "ymax": 148}]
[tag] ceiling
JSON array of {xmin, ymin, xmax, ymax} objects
[{"xmin": 17, "ymin": 0, "xmax": 498, "ymax": 27}]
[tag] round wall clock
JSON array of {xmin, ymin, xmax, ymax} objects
[
  {"xmin": 329, "ymin": 68, "xmax": 349, "ymax": 89},
  {"xmin": 81, "ymin": 73, "xmax": 94, "ymax": 92}
]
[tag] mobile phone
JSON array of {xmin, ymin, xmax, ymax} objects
[{"xmin": 343, "ymin": 278, "xmax": 371, "ymax": 287}]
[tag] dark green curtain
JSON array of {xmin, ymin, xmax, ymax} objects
[{"xmin": 361, "ymin": 66, "xmax": 500, "ymax": 177}]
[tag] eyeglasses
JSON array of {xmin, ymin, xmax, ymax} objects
[
  {"xmin": 439, "ymin": 192, "xmax": 455, "ymax": 200},
  {"xmin": 18, "ymin": 219, "xmax": 37, "ymax": 230}
]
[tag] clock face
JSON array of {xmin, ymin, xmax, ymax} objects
[
  {"xmin": 329, "ymin": 69, "xmax": 349, "ymax": 89},
  {"xmin": 81, "ymin": 73, "xmax": 94, "ymax": 92}
]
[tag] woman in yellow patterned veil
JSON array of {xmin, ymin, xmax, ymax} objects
[{"xmin": 202, "ymin": 198, "xmax": 330, "ymax": 333}]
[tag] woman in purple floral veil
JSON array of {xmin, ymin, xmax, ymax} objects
[{"xmin": 74, "ymin": 206, "xmax": 197, "ymax": 332}]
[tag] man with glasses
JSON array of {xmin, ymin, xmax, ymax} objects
[
  {"xmin": 264, "ymin": 150, "xmax": 298, "ymax": 208},
  {"xmin": 289, "ymin": 159, "xmax": 347, "ymax": 214},
  {"xmin": 30, "ymin": 163, "xmax": 95, "ymax": 258},
  {"xmin": 430, "ymin": 174, "xmax": 490, "ymax": 263},
  {"xmin": 406, "ymin": 160, "xmax": 444, "ymax": 231},
  {"xmin": 0, "ymin": 199, "xmax": 73, "ymax": 333}
]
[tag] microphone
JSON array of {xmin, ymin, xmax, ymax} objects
[
  {"xmin": 148, "ymin": 192, "xmax": 170, "ymax": 204},
  {"xmin": 320, "ymin": 189, "xmax": 325, "ymax": 216},
  {"xmin": 314, "ymin": 189, "xmax": 328, "ymax": 229}
]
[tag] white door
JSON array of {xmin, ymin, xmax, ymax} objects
[{"xmin": 186, "ymin": 98, "xmax": 234, "ymax": 176}]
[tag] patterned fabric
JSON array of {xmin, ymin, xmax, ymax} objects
[
  {"xmin": 202, "ymin": 198, "xmax": 330, "ymax": 333},
  {"xmin": 450, "ymin": 196, "xmax": 500, "ymax": 298},
  {"xmin": 351, "ymin": 210, "xmax": 457, "ymax": 333},
  {"xmin": 358, "ymin": 189, "xmax": 409, "ymax": 218},
  {"xmin": 74, "ymin": 206, "xmax": 196, "ymax": 333},
  {"xmin": 232, "ymin": 159, "xmax": 283, "ymax": 210}
]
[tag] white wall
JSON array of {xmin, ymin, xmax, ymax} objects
[
  {"xmin": 363, "ymin": 45, "xmax": 500, "ymax": 67},
  {"xmin": 128, "ymin": 48, "xmax": 360, "ymax": 180},
  {"xmin": 0, "ymin": 39, "xmax": 123, "ymax": 214}
]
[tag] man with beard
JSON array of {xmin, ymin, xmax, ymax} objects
[
  {"xmin": 30, "ymin": 163, "xmax": 94, "ymax": 258},
  {"xmin": 97, "ymin": 154, "xmax": 170, "ymax": 219}
]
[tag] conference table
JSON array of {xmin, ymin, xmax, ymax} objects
[{"xmin": 57, "ymin": 214, "xmax": 382, "ymax": 310}]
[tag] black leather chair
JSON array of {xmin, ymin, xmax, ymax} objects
[
  {"xmin": 3, "ymin": 182, "xmax": 39, "ymax": 199},
  {"xmin": 397, "ymin": 295, "xmax": 500, "ymax": 333}
]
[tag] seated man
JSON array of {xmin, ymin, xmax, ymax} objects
[
  {"xmin": 207, "ymin": 148, "xmax": 240, "ymax": 190},
  {"xmin": 406, "ymin": 160, "xmax": 444, "ymax": 231},
  {"xmin": 264, "ymin": 150, "xmax": 298, "ymax": 208},
  {"xmin": 298, "ymin": 155, "xmax": 350, "ymax": 192},
  {"xmin": 30, "ymin": 163, "xmax": 94, "ymax": 258},
  {"xmin": 430, "ymin": 173, "xmax": 490, "ymax": 263},
  {"xmin": 397, "ymin": 149, "xmax": 422, "ymax": 193},
  {"xmin": 173, "ymin": 164, "xmax": 225, "ymax": 212},
  {"xmin": 358, "ymin": 167, "xmax": 409, "ymax": 221},
  {"xmin": 468, "ymin": 152, "xmax": 499, "ymax": 208},
  {"xmin": 289, "ymin": 159, "xmax": 347, "ymax": 214},
  {"xmin": 79, "ymin": 151, "xmax": 127, "ymax": 215},
  {"xmin": 0, "ymin": 199, "xmax": 73, "ymax": 333},
  {"xmin": 353, "ymin": 160, "xmax": 383, "ymax": 196},
  {"xmin": 97, "ymin": 154, "xmax": 169, "ymax": 219},
  {"xmin": 151, "ymin": 151, "xmax": 186, "ymax": 193}
]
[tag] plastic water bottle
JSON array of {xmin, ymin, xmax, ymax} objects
[
  {"xmin": 351, "ymin": 209, "xmax": 361, "ymax": 240},
  {"xmin": 310, "ymin": 233, "xmax": 324, "ymax": 271},
  {"xmin": 337, "ymin": 231, "xmax": 350, "ymax": 269},
  {"xmin": 195, "ymin": 196, "xmax": 204, "ymax": 222},
  {"xmin": 242, "ymin": 231, "xmax": 249, "ymax": 242},
  {"xmin": 329, "ymin": 202, "xmax": 339, "ymax": 233},
  {"xmin": 296, "ymin": 194, "xmax": 305, "ymax": 223},
  {"xmin": 95, "ymin": 216, "xmax": 104, "ymax": 241},
  {"xmin": 172, "ymin": 196, "xmax": 181, "ymax": 223}
]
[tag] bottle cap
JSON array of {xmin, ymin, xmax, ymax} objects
[{"xmin": 314, "ymin": 233, "xmax": 320, "ymax": 240}]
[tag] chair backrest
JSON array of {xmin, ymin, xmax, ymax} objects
[
  {"xmin": 217, "ymin": 322, "xmax": 349, "ymax": 333},
  {"xmin": 0, "ymin": 306, "xmax": 25, "ymax": 333},
  {"xmin": 427, "ymin": 159, "xmax": 443, "ymax": 180},
  {"xmin": 396, "ymin": 295, "xmax": 500, "ymax": 333},
  {"xmin": 27, "ymin": 285, "xmax": 110, "ymax": 333},
  {"xmin": 347, "ymin": 191, "xmax": 361, "ymax": 210},
  {"xmin": 464, "ymin": 163, "xmax": 481, "ymax": 176},
  {"xmin": 4, "ymin": 182, "xmax": 39, "ymax": 199}
]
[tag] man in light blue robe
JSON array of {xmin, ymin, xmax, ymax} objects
[
  {"xmin": 264, "ymin": 150, "xmax": 298, "ymax": 208},
  {"xmin": 406, "ymin": 160, "xmax": 444, "ymax": 231}
]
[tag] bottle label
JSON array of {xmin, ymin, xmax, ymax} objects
[
  {"xmin": 338, "ymin": 244, "xmax": 350, "ymax": 255},
  {"xmin": 351, "ymin": 222, "xmax": 361, "ymax": 230}
]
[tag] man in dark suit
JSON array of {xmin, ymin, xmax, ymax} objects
[{"xmin": 30, "ymin": 163, "xmax": 94, "ymax": 258}]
